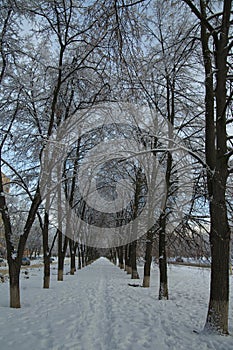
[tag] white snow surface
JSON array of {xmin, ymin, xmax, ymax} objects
[{"xmin": 0, "ymin": 257, "xmax": 233, "ymax": 350}]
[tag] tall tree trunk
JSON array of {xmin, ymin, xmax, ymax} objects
[
  {"xmin": 57, "ymin": 230, "xmax": 68, "ymax": 281},
  {"xmin": 127, "ymin": 244, "xmax": 132, "ymax": 275},
  {"xmin": 124, "ymin": 244, "xmax": 128, "ymax": 271},
  {"xmin": 158, "ymin": 149, "xmax": 172, "ymax": 300},
  {"xmin": 196, "ymin": 0, "xmax": 231, "ymax": 334},
  {"xmin": 9, "ymin": 261, "xmax": 21, "ymax": 308},
  {"xmin": 110, "ymin": 248, "xmax": 117, "ymax": 265},
  {"xmin": 113, "ymin": 249, "xmax": 117, "ymax": 265},
  {"xmin": 206, "ymin": 193, "xmax": 230, "ymax": 333},
  {"xmin": 43, "ymin": 255, "xmax": 50, "ymax": 289},
  {"xmin": 69, "ymin": 239, "xmax": 76, "ymax": 275},
  {"xmin": 143, "ymin": 230, "xmax": 153, "ymax": 287},
  {"xmin": 158, "ymin": 214, "xmax": 168, "ymax": 300},
  {"xmin": 81, "ymin": 244, "xmax": 85, "ymax": 268},
  {"xmin": 118, "ymin": 246, "xmax": 124, "ymax": 269},
  {"xmin": 78, "ymin": 244, "xmax": 82, "ymax": 269},
  {"xmin": 131, "ymin": 240, "xmax": 139, "ymax": 279},
  {"xmin": 156, "ymin": 15, "xmax": 176, "ymax": 302},
  {"xmin": 58, "ymin": 229, "xmax": 63, "ymax": 281},
  {"xmin": 125, "ymin": 243, "xmax": 131, "ymax": 275},
  {"xmin": 43, "ymin": 211, "xmax": 50, "ymax": 288}
]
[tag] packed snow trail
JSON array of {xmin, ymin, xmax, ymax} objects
[{"xmin": 0, "ymin": 257, "xmax": 233, "ymax": 350}]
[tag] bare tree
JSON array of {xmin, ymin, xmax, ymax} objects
[
  {"xmin": 0, "ymin": 0, "xmax": 127, "ymax": 307},
  {"xmin": 182, "ymin": 0, "xmax": 233, "ymax": 334}
]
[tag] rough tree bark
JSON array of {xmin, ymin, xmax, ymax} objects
[
  {"xmin": 57, "ymin": 230, "xmax": 68, "ymax": 281},
  {"xmin": 43, "ymin": 211, "xmax": 50, "ymax": 288},
  {"xmin": 117, "ymin": 246, "xmax": 124, "ymax": 269},
  {"xmin": 158, "ymin": 213, "xmax": 168, "ymax": 300},
  {"xmin": 183, "ymin": 0, "xmax": 232, "ymax": 334},
  {"xmin": 77, "ymin": 244, "xmax": 82, "ymax": 269},
  {"xmin": 9, "ymin": 261, "xmax": 21, "ymax": 308},
  {"xmin": 81, "ymin": 244, "xmax": 85, "ymax": 268},
  {"xmin": 124, "ymin": 244, "xmax": 131, "ymax": 274},
  {"xmin": 131, "ymin": 240, "xmax": 139, "ymax": 279},
  {"xmin": 143, "ymin": 229, "xmax": 153, "ymax": 287},
  {"xmin": 203, "ymin": 0, "xmax": 231, "ymax": 333},
  {"xmin": 124, "ymin": 244, "xmax": 128, "ymax": 271},
  {"xmin": 69, "ymin": 239, "xmax": 77, "ymax": 275},
  {"xmin": 126, "ymin": 244, "xmax": 132, "ymax": 274}
]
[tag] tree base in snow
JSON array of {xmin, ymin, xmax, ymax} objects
[
  {"xmin": 131, "ymin": 270, "xmax": 139, "ymax": 279},
  {"xmin": 43, "ymin": 275, "xmax": 50, "ymax": 289},
  {"xmin": 58, "ymin": 270, "xmax": 63, "ymax": 281},
  {"xmin": 10, "ymin": 284, "xmax": 21, "ymax": 308},
  {"xmin": 204, "ymin": 300, "xmax": 229, "ymax": 335},
  {"xmin": 142, "ymin": 276, "xmax": 150, "ymax": 288},
  {"xmin": 126, "ymin": 266, "xmax": 132, "ymax": 274}
]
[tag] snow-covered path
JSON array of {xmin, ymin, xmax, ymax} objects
[{"xmin": 0, "ymin": 257, "xmax": 233, "ymax": 350}]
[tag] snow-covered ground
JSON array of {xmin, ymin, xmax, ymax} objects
[{"xmin": 0, "ymin": 257, "xmax": 233, "ymax": 350}]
